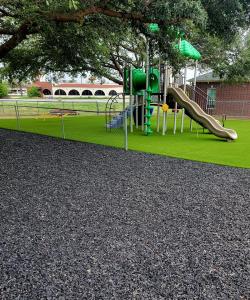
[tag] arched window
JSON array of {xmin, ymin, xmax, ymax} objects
[
  {"xmin": 43, "ymin": 89, "xmax": 51, "ymax": 95},
  {"xmin": 82, "ymin": 90, "xmax": 93, "ymax": 96},
  {"xmin": 94, "ymin": 90, "xmax": 105, "ymax": 96},
  {"xmin": 109, "ymin": 90, "xmax": 117, "ymax": 96},
  {"xmin": 68, "ymin": 89, "xmax": 80, "ymax": 96},
  {"xmin": 54, "ymin": 89, "xmax": 66, "ymax": 95}
]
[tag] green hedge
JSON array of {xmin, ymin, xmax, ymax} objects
[
  {"xmin": 0, "ymin": 83, "xmax": 8, "ymax": 98},
  {"xmin": 27, "ymin": 86, "xmax": 41, "ymax": 98}
]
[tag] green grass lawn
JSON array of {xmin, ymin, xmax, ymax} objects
[
  {"xmin": 0, "ymin": 101, "xmax": 126, "ymax": 119},
  {"xmin": 0, "ymin": 100, "xmax": 125, "ymax": 112},
  {"xmin": 0, "ymin": 113, "xmax": 249, "ymax": 168}
]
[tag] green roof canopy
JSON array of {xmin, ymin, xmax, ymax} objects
[
  {"xmin": 177, "ymin": 40, "xmax": 201, "ymax": 60},
  {"xmin": 148, "ymin": 23, "xmax": 160, "ymax": 33}
]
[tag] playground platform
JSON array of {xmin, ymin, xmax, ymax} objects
[{"xmin": 0, "ymin": 129, "xmax": 249, "ymax": 299}]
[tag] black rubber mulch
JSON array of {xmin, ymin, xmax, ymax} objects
[{"xmin": 0, "ymin": 129, "xmax": 249, "ymax": 299}]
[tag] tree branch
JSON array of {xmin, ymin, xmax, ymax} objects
[
  {"xmin": 110, "ymin": 52, "xmax": 123, "ymax": 77},
  {"xmin": 0, "ymin": 8, "xmax": 14, "ymax": 17},
  {"xmin": 0, "ymin": 4, "xmax": 183, "ymax": 59},
  {"xmin": 0, "ymin": 22, "xmax": 37, "ymax": 58},
  {"xmin": 0, "ymin": 28, "xmax": 16, "ymax": 35},
  {"xmin": 44, "ymin": 5, "xmax": 181, "ymax": 25}
]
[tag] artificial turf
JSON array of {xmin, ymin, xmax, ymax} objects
[{"xmin": 0, "ymin": 114, "xmax": 249, "ymax": 168}]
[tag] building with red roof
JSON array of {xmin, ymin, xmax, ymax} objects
[{"xmin": 31, "ymin": 81, "xmax": 123, "ymax": 97}]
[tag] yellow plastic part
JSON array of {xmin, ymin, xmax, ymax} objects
[{"xmin": 162, "ymin": 104, "xmax": 169, "ymax": 112}]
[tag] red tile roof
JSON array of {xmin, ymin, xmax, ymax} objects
[
  {"xmin": 54, "ymin": 83, "xmax": 122, "ymax": 88},
  {"xmin": 32, "ymin": 81, "xmax": 53, "ymax": 90}
]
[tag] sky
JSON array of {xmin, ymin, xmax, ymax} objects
[{"xmin": 52, "ymin": 67, "xmax": 201, "ymax": 84}]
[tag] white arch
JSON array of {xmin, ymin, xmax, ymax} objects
[
  {"xmin": 68, "ymin": 89, "xmax": 80, "ymax": 96},
  {"xmin": 54, "ymin": 89, "xmax": 67, "ymax": 96},
  {"xmin": 95, "ymin": 90, "xmax": 105, "ymax": 96}
]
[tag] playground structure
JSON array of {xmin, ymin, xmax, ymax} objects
[{"xmin": 106, "ymin": 25, "xmax": 238, "ymax": 141}]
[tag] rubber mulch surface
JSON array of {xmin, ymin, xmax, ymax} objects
[{"xmin": 0, "ymin": 129, "xmax": 249, "ymax": 299}]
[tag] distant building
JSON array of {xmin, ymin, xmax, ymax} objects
[
  {"xmin": 32, "ymin": 81, "xmax": 123, "ymax": 97},
  {"xmin": 189, "ymin": 72, "xmax": 250, "ymax": 118}
]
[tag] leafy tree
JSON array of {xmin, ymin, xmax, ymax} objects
[
  {"xmin": 223, "ymin": 32, "xmax": 250, "ymax": 82},
  {"xmin": 0, "ymin": 83, "xmax": 8, "ymax": 98},
  {"xmin": 0, "ymin": 1, "xmax": 249, "ymax": 83},
  {"xmin": 27, "ymin": 86, "xmax": 41, "ymax": 97}
]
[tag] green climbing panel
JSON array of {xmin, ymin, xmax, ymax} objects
[{"xmin": 123, "ymin": 67, "xmax": 160, "ymax": 95}]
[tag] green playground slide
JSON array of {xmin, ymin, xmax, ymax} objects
[{"xmin": 168, "ymin": 87, "xmax": 238, "ymax": 140}]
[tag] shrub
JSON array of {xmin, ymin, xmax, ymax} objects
[
  {"xmin": 0, "ymin": 83, "xmax": 8, "ymax": 98},
  {"xmin": 27, "ymin": 86, "xmax": 41, "ymax": 97}
]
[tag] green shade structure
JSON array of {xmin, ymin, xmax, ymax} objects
[
  {"xmin": 148, "ymin": 23, "xmax": 160, "ymax": 33},
  {"xmin": 177, "ymin": 40, "xmax": 201, "ymax": 60}
]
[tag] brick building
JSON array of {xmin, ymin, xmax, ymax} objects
[{"xmin": 189, "ymin": 72, "xmax": 250, "ymax": 118}]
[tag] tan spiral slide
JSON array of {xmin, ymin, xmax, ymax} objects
[{"xmin": 168, "ymin": 87, "xmax": 238, "ymax": 140}]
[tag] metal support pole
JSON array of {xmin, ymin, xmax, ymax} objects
[
  {"xmin": 124, "ymin": 110, "xmax": 128, "ymax": 151},
  {"xmin": 14, "ymin": 105, "xmax": 20, "ymax": 130},
  {"xmin": 181, "ymin": 108, "xmax": 185, "ymax": 133},
  {"xmin": 165, "ymin": 112, "xmax": 168, "ymax": 133},
  {"xmin": 169, "ymin": 68, "xmax": 173, "ymax": 87},
  {"xmin": 193, "ymin": 60, "xmax": 198, "ymax": 100},
  {"xmin": 142, "ymin": 91, "xmax": 145, "ymax": 132},
  {"xmin": 162, "ymin": 63, "xmax": 168, "ymax": 135},
  {"xmin": 173, "ymin": 102, "xmax": 177, "ymax": 134},
  {"xmin": 190, "ymin": 119, "xmax": 193, "ymax": 132},
  {"xmin": 157, "ymin": 58, "xmax": 161, "ymax": 133},
  {"xmin": 184, "ymin": 66, "xmax": 187, "ymax": 93},
  {"xmin": 135, "ymin": 95, "xmax": 138, "ymax": 128},
  {"xmin": 156, "ymin": 95, "xmax": 160, "ymax": 132},
  {"xmin": 143, "ymin": 40, "xmax": 149, "ymax": 132},
  {"xmin": 15, "ymin": 100, "xmax": 21, "ymax": 127},
  {"xmin": 96, "ymin": 101, "xmax": 99, "ymax": 115},
  {"xmin": 61, "ymin": 115, "xmax": 65, "ymax": 139},
  {"xmin": 123, "ymin": 92, "xmax": 125, "ymax": 111},
  {"xmin": 129, "ymin": 67, "xmax": 133, "ymax": 133}
]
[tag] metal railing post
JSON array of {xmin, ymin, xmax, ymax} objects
[
  {"xmin": 129, "ymin": 67, "xmax": 133, "ymax": 132},
  {"xmin": 61, "ymin": 114, "xmax": 65, "ymax": 139},
  {"xmin": 181, "ymin": 108, "xmax": 185, "ymax": 133},
  {"xmin": 173, "ymin": 102, "xmax": 177, "ymax": 135},
  {"xmin": 156, "ymin": 95, "xmax": 160, "ymax": 132},
  {"xmin": 96, "ymin": 101, "xmax": 99, "ymax": 115},
  {"xmin": 124, "ymin": 110, "xmax": 128, "ymax": 151},
  {"xmin": 14, "ymin": 105, "xmax": 20, "ymax": 130},
  {"xmin": 135, "ymin": 95, "xmax": 138, "ymax": 129}
]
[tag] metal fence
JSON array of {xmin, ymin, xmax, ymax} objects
[
  {"xmin": 0, "ymin": 100, "xmax": 129, "ymax": 150},
  {"xmin": 213, "ymin": 100, "xmax": 250, "ymax": 118},
  {"xmin": 184, "ymin": 85, "xmax": 250, "ymax": 118}
]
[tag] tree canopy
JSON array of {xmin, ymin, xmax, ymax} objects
[{"xmin": 0, "ymin": 0, "xmax": 249, "ymax": 84}]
